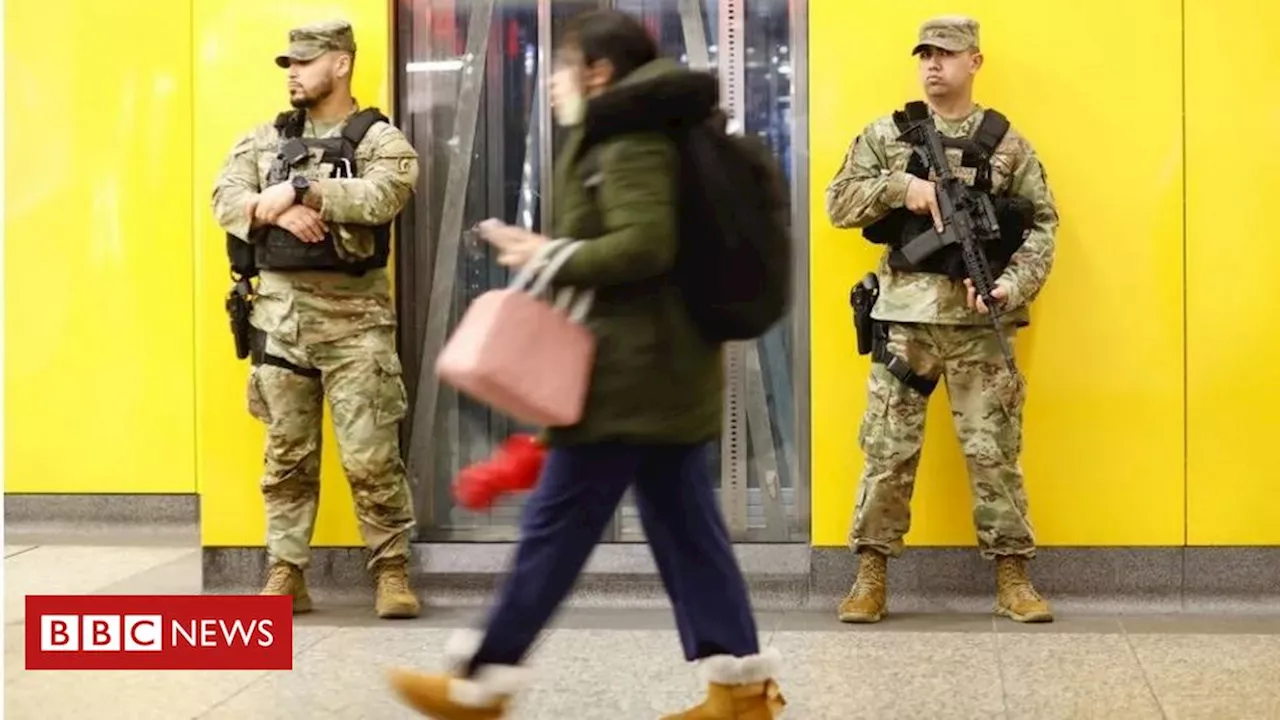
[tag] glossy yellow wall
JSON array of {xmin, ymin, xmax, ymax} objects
[
  {"xmin": 809, "ymin": 1, "xmax": 1186, "ymax": 547},
  {"xmin": 4, "ymin": 0, "xmax": 197, "ymax": 493},
  {"xmin": 193, "ymin": 0, "xmax": 391, "ymax": 547},
  {"xmin": 1185, "ymin": 2, "xmax": 1280, "ymax": 544}
]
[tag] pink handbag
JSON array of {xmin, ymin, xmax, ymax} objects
[{"xmin": 435, "ymin": 240, "xmax": 597, "ymax": 428}]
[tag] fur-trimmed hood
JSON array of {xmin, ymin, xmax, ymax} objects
[{"xmin": 577, "ymin": 58, "xmax": 720, "ymax": 156}]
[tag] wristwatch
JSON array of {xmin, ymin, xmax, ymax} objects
[{"xmin": 291, "ymin": 175, "xmax": 310, "ymax": 204}]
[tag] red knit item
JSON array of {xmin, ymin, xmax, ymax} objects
[{"xmin": 452, "ymin": 434, "xmax": 547, "ymax": 510}]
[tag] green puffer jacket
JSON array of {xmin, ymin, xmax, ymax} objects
[{"xmin": 540, "ymin": 58, "xmax": 723, "ymax": 447}]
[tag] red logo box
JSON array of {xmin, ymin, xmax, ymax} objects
[{"xmin": 25, "ymin": 595, "xmax": 293, "ymax": 670}]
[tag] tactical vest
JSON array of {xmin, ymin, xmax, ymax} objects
[
  {"xmin": 862, "ymin": 101, "xmax": 1035, "ymax": 279},
  {"xmin": 227, "ymin": 107, "xmax": 393, "ymax": 279}
]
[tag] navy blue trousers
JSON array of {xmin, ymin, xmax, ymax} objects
[{"xmin": 469, "ymin": 442, "xmax": 761, "ymax": 669}]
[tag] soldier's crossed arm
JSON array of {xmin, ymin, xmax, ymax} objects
[
  {"xmin": 302, "ymin": 124, "xmax": 419, "ymax": 226},
  {"xmin": 996, "ymin": 136, "xmax": 1059, "ymax": 310},
  {"xmin": 211, "ymin": 131, "xmax": 264, "ymax": 242},
  {"xmin": 825, "ymin": 120, "xmax": 914, "ymax": 229}
]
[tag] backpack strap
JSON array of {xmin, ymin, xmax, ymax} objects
[
  {"xmin": 341, "ymin": 107, "xmax": 390, "ymax": 147},
  {"xmin": 578, "ymin": 145, "xmax": 605, "ymax": 204},
  {"xmin": 969, "ymin": 108, "xmax": 1010, "ymax": 160}
]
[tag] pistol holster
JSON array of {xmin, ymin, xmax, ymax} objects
[{"xmin": 849, "ymin": 271, "xmax": 938, "ymax": 398}]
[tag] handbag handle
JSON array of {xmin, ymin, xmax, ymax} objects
[
  {"xmin": 527, "ymin": 240, "xmax": 583, "ymax": 296},
  {"xmin": 506, "ymin": 238, "xmax": 572, "ymax": 292},
  {"xmin": 552, "ymin": 285, "xmax": 595, "ymax": 324},
  {"xmin": 504, "ymin": 239, "xmax": 596, "ymax": 324},
  {"xmin": 535, "ymin": 242, "xmax": 595, "ymax": 324}
]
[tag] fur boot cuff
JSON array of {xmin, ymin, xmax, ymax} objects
[
  {"xmin": 442, "ymin": 629, "xmax": 534, "ymax": 707},
  {"xmin": 696, "ymin": 647, "xmax": 783, "ymax": 686}
]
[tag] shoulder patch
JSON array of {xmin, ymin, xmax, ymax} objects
[{"xmin": 368, "ymin": 122, "xmax": 417, "ymax": 158}]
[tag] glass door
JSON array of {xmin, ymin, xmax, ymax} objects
[{"xmin": 393, "ymin": 0, "xmax": 809, "ymax": 543}]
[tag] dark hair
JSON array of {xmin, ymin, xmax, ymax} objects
[{"xmin": 559, "ymin": 10, "xmax": 659, "ymax": 82}]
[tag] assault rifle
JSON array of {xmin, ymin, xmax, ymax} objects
[{"xmin": 897, "ymin": 116, "xmax": 1016, "ymax": 373}]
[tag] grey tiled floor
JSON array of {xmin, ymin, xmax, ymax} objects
[{"xmin": 6, "ymin": 538, "xmax": 1280, "ymax": 719}]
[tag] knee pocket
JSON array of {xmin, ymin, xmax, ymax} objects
[
  {"xmin": 858, "ymin": 365, "xmax": 926, "ymax": 463},
  {"xmin": 990, "ymin": 371, "xmax": 1027, "ymax": 459},
  {"xmin": 373, "ymin": 352, "xmax": 408, "ymax": 427},
  {"xmin": 247, "ymin": 368, "xmax": 272, "ymax": 424}
]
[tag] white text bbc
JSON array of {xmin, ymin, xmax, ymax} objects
[{"xmin": 39, "ymin": 615, "xmax": 277, "ymax": 652}]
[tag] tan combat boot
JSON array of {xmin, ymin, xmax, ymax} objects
[
  {"xmin": 387, "ymin": 630, "xmax": 527, "ymax": 720},
  {"xmin": 373, "ymin": 558, "xmax": 421, "ymax": 619},
  {"xmin": 260, "ymin": 561, "xmax": 311, "ymax": 614},
  {"xmin": 994, "ymin": 556, "xmax": 1053, "ymax": 623},
  {"xmin": 837, "ymin": 550, "xmax": 888, "ymax": 623},
  {"xmin": 662, "ymin": 650, "xmax": 786, "ymax": 720}
]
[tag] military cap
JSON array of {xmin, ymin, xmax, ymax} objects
[
  {"xmin": 912, "ymin": 15, "xmax": 980, "ymax": 55},
  {"xmin": 275, "ymin": 19, "xmax": 357, "ymax": 68}
]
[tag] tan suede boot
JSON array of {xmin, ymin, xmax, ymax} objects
[
  {"xmin": 994, "ymin": 556, "xmax": 1053, "ymax": 623},
  {"xmin": 373, "ymin": 558, "xmax": 421, "ymax": 619},
  {"xmin": 387, "ymin": 630, "xmax": 528, "ymax": 720},
  {"xmin": 662, "ymin": 649, "xmax": 786, "ymax": 720},
  {"xmin": 260, "ymin": 561, "xmax": 311, "ymax": 614},
  {"xmin": 387, "ymin": 669, "xmax": 512, "ymax": 720},
  {"xmin": 837, "ymin": 550, "xmax": 887, "ymax": 623}
]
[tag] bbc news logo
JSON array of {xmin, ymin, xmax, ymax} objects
[{"xmin": 26, "ymin": 595, "xmax": 293, "ymax": 670}]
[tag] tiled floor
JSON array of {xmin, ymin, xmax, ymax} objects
[{"xmin": 5, "ymin": 535, "xmax": 1280, "ymax": 719}]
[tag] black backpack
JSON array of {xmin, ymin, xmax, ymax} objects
[
  {"xmin": 671, "ymin": 120, "xmax": 794, "ymax": 342},
  {"xmin": 574, "ymin": 70, "xmax": 793, "ymax": 344}
]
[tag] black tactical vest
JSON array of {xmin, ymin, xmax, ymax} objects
[
  {"xmin": 862, "ymin": 101, "xmax": 1035, "ymax": 279},
  {"xmin": 226, "ymin": 107, "xmax": 392, "ymax": 279}
]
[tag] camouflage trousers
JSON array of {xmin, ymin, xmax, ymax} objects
[
  {"xmin": 851, "ymin": 321, "xmax": 1036, "ymax": 559},
  {"xmin": 246, "ymin": 324, "xmax": 416, "ymax": 570}
]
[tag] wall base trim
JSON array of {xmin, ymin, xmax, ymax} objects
[
  {"xmin": 5, "ymin": 492, "xmax": 198, "ymax": 524},
  {"xmin": 202, "ymin": 544, "xmax": 1280, "ymax": 613},
  {"xmin": 4, "ymin": 493, "xmax": 199, "ymax": 544}
]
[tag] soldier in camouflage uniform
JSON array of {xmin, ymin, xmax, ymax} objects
[
  {"xmin": 826, "ymin": 16, "xmax": 1058, "ymax": 624},
  {"xmin": 211, "ymin": 19, "xmax": 421, "ymax": 619}
]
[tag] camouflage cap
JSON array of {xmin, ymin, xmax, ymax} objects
[
  {"xmin": 912, "ymin": 15, "xmax": 980, "ymax": 55},
  {"xmin": 275, "ymin": 19, "xmax": 357, "ymax": 68}
]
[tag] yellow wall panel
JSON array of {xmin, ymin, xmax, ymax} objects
[
  {"xmin": 1185, "ymin": 1, "xmax": 1280, "ymax": 545},
  {"xmin": 810, "ymin": 1, "xmax": 1185, "ymax": 547},
  {"xmin": 4, "ymin": 0, "xmax": 196, "ymax": 493},
  {"xmin": 193, "ymin": 0, "xmax": 391, "ymax": 546}
]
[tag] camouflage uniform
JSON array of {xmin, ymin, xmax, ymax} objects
[
  {"xmin": 826, "ymin": 16, "xmax": 1058, "ymax": 623},
  {"xmin": 211, "ymin": 20, "xmax": 421, "ymax": 618}
]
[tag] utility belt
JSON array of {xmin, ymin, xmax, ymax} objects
[{"xmin": 850, "ymin": 272, "xmax": 938, "ymax": 397}]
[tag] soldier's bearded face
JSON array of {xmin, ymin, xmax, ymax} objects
[
  {"xmin": 917, "ymin": 47, "xmax": 981, "ymax": 98},
  {"xmin": 287, "ymin": 56, "xmax": 338, "ymax": 108}
]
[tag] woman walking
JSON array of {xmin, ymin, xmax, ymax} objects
[{"xmin": 386, "ymin": 9, "xmax": 786, "ymax": 720}]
